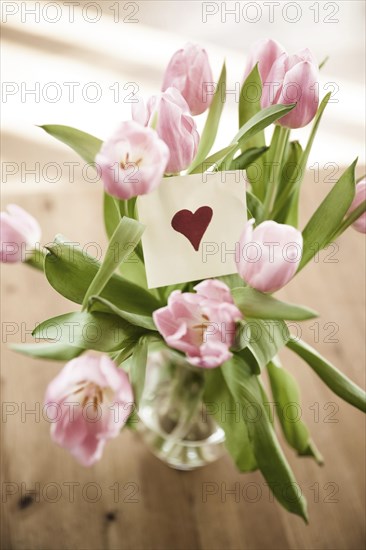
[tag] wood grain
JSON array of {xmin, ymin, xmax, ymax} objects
[{"xmin": 1, "ymin": 174, "xmax": 365, "ymax": 550}]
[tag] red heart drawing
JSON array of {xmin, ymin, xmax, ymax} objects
[{"xmin": 171, "ymin": 206, "xmax": 213, "ymax": 251}]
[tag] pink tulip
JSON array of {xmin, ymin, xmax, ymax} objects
[
  {"xmin": 153, "ymin": 280, "xmax": 242, "ymax": 369},
  {"xmin": 96, "ymin": 120, "xmax": 169, "ymax": 200},
  {"xmin": 243, "ymin": 38, "xmax": 285, "ymax": 84},
  {"xmin": 162, "ymin": 43, "xmax": 214, "ymax": 115},
  {"xmin": 132, "ymin": 87, "xmax": 199, "ymax": 174},
  {"xmin": 261, "ymin": 48, "xmax": 319, "ymax": 128},
  {"xmin": 236, "ymin": 219, "xmax": 303, "ymax": 293},
  {"xmin": 45, "ymin": 354, "xmax": 133, "ymax": 466},
  {"xmin": 348, "ymin": 179, "xmax": 366, "ymax": 233},
  {"xmin": 0, "ymin": 204, "xmax": 41, "ymax": 263}
]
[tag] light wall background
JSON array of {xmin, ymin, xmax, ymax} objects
[{"xmin": 1, "ymin": 0, "xmax": 365, "ymax": 194}]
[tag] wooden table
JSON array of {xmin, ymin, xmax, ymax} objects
[{"xmin": 1, "ymin": 174, "xmax": 365, "ymax": 550}]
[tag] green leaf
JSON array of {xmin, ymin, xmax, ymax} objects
[
  {"xmin": 24, "ymin": 248, "xmax": 46, "ymax": 272},
  {"xmin": 41, "ymin": 125, "xmax": 150, "ymax": 290},
  {"xmin": 246, "ymin": 191, "xmax": 264, "ymax": 223},
  {"xmin": 203, "ymin": 367, "xmax": 257, "ymax": 472},
  {"xmin": 262, "ymin": 127, "xmax": 290, "ymax": 218},
  {"xmin": 88, "ymin": 296, "xmax": 157, "ymax": 331},
  {"xmin": 39, "ymin": 125, "xmax": 102, "ymax": 164},
  {"xmin": 104, "ymin": 193, "xmax": 147, "ymax": 289},
  {"xmin": 104, "ymin": 194, "xmax": 148, "ymax": 289},
  {"xmin": 163, "ymin": 281, "xmax": 192, "ymax": 300},
  {"xmin": 319, "ymin": 56, "xmax": 329, "ymax": 70},
  {"xmin": 219, "ymin": 103, "xmax": 295, "ymax": 173},
  {"xmin": 272, "ymin": 94, "xmax": 331, "ymax": 218},
  {"xmin": 124, "ymin": 408, "xmax": 140, "ymax": 430},
  {"xmin": 253, "ymin": 124, "xmax": 281, "ymax": 204},
  {"xmin": 234, "ymin": 347, "xmax": 261, "ymax": 375},
  {"xmin": 238, "ymin": 319, "xmax": 289, "ymax": 371},
  {"xmin": 239, "ymin": 64, "xmax": 263, "ymax": 141},
  {"xmin": 218, "ymin": 273, "xmax": 245, "ymax": 289},
  {"xmin": 276, "ymin": 140, "xmax": 303, "ymax": 200},
  {"xmin": 231, "ymin": 103, "xmax": 296, "ymax": 149},
  {"xmin": 267, "ymin": 358, "xmax": 323, "ymax": 464},
  {"xmin": 119, "ymin": 257, "xmax": 149, "ymax": 290},
  {"xmin": 129, "ymin": 336, "xmax": 149, "ymax": 404},
  {"xmin": 287, "ymin": 338, "xmax": 366, "ymax": 413},
  {"xmin": 283, "ymin": 187, "xmax": 301, "ymax": 228},
  {"xmin": 33, "ymin": 311, "xmax": 143, "ymax": 352},
  {"xmin": 10, "ymin": 342, "xmax": 83, "ymax": 361},
  {"xmin": 188, "ymin": 62, "xmax": 226, "ymax": 172},
  {"xmin": 257, "ymin": 378, "xmax": 275, "ymax": 424},
  {"xmin": 103, "ymin": 193, "xmax": 121, "ymax": 240},
  {"xmin": 230, "ymin": 146, "xmax": 269, "ymax": 171},
  {"xmin": 299, "ymin": 159, "xmax": 357, "ymax": 270},
  {"xmin": 237, "ymin": 65, "xmax": 267, "ymax": 197},
  {"xmin": 114, "ymin": 342, "xmax": 137, "ymax": 366},
  {"xmin": 274, "ymin": 140, "xmax": 303, "ymax": 226},
  {"xmin": 188, "ymin": 144, "xmax": 237, "ymax": 175},
  {"xmin": 222, "ymin": 355, "xmax": 308, "ymax": 521},
  {"xmin": 44, "ymin": 236, "xmax": 161, "ymax": 315},
  {"xmin": 299, "ymin": 93, "xmax": 331, "ymax": 176},
  {"xmin": 332, "ymin": 198, "xmax": 366, "ymax": 238},
  {"xmin": 232, "ymin": 320, "xmax": 256, "ymax": 352},
  {"xmin": 232, "ymin": 287, "xmax": 318, "ymax": 320},
  {"xmin": 82, "ymin": 216, "xmax": 145, "ymax": 308}
]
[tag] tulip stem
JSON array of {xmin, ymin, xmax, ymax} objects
[
  {"xmin": 158, "ymin": 362, "xmax": 205, "ymax": 446},
  {"xmin": 24, "ymin": 247, "xmax": 47, "ymax": 271},
  {"xmin": 156, "ymin": 286, "xmax": 167, "ymax": 304},
  {"xmin": 271, "ymin": 94, "xmax": 332, "ymax": 222},
  {"xmin": 263, "ymin": 127, "xmax": 290, "ymax": 219}
]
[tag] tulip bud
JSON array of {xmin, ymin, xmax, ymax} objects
[
  {"xmin": 243, "ymin": 38, "xmax": 285, "ymax": 84},
  {"xmin": 44, "ymin": 354, "xmax": 134, "ymax": 466},
  {"xmin": 348, "ymin": 179, "xmax": 366, "ymax": 233},
  {"xmin": 261, "ymin": 49, "xmax": 319, "ymax": 129},
  {"xmin": 162, "ymin": 43, "xmax": 214, "ymax": 116},
  {"xmin": 96, "ymin": 120, "xmax": 169, "ymax": 200},
  {"xmin": 132, "ymin": 87, "xmax": 199, "ymax": 174},
  {"xmin": 236, "ymin": 219, "xmax": 303, "ymax": 293},
  {"xmin": 0, "ymin": 204, "xmax": 41, "ymax": 263}
]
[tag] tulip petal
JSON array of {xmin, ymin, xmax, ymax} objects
[
  {"xmin": 277, "ymin": 61, "xmax": 319, "ymax": 129},
  {"xmin": 244, "ymin": 38, "xmax": 286, "ymax": 86},
  {"xmin": 96, "ymin": 120, "xmax": 169, "ymax": 200},
  {"xmin": 236, "ymin": 220, "xmax": 303, "ymax": 293},
  {"xmin": 132, "ymin": 87, "xmax": 199, "ymax": 173},
  {"xmin": 44, "ymin": 354, "xmax": 133, "ymax": 466},
  {"xmin": 162, "ymin": 43, "xmax": 214, "ymax": 115},
  {"xmin": 153, "ymin": 281, "xmax": 241, "ymax": 368},
  {"xmin": 348, "ymin": 180, "xmax": 366, "ymax": 233},
  {"xmin": 0, "ymin": 205, "xmax": 41, "ymax": 263}
]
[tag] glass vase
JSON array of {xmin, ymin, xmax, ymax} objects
[{"xmin": 137, "ymin": 349, "xmax": 226, "ymax": 471}]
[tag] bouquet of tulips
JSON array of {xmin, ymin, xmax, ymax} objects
[{"xmin": 2, "ymin": 39, "xmax": 365, "ymax": 521}]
